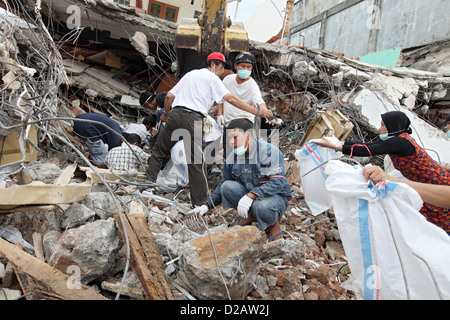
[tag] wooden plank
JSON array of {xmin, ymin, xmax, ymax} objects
[
  {"xmin": 0, "ymin": 237, "xmax": 108, "ymax": 300},
  {"xmin": 114, "ymin": 213, "xmax": 174, "ymax": 300},
  {"xmin": 0, "ymin": 205, "xmax": 56, "ymax": 214},
  {"xmin": 32, "ymin": 232, "xmax": 45, "ymax": 262}
]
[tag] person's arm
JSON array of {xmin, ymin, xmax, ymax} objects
[
  {"xmin": 216, "ymin": 103, "xmax": 224, "ymax": 128},
  {"xmin": 223, "ymin": 93, "xmax": 272, "ymax": 119},
  {"xmin": 217, "ymin": 103, "xmax": 223, "ymax": 116},
  {"xmin": 441, "ymin": 165, "xmax": 450, "ymax": 174},
  {"xmin": 314, "ymin": 136, "xmax": 414, "ymax": 157},
  {"xmin": 205, "ymin": 163, "xmax": 233, "ymax": 209},
  {"xmin": 161, "ymin": 92, "xmax": 175, "ymax": 122},
  {"xmin": 362, "ymin": 165, "xmax": 450, "ymax": 209}
]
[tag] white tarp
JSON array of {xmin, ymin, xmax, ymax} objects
[{"xmin": 325, "ymin": 159, "xmax": 450, "ymax": 300}]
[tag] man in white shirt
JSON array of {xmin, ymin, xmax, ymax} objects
[
  {"xmin": 147, "ymin": 52, "xmax": 273, "ymax": 206},
  {"xmin": 216, "ymin": 52, "xmax": 268, "ymax": 158}
]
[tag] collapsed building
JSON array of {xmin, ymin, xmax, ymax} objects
[{"xmin": 0, "ymin": 0, "xmax": 449, "ymax": 300}]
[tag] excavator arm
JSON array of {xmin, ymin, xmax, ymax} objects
[{"xmin": 175, "ymin": 0, "xmax": 248, "ymax": 77}]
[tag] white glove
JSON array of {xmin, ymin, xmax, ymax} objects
[
  {"xmin": 188, "ymin": 204, "xmax": 209, "ymax": 217},
  {"xmin": 237, "ymin": 195, "xmax": 254, "ymax": 218},
  {"xmin": 217, "ymin": 115, "xmax": 224, "ymax": 129}
]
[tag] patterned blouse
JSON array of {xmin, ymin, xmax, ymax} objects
[{"xmin": 390, "ymin": 133, "xmax": 450, "ymax": 232}]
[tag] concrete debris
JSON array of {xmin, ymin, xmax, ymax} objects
[
  {"xmin": 48, "ymin": 218, "xmax": 123, "ymax": 285},
  {"xmin": 0, "ymin": 0, "xmax": 448, "ymax": 301},
  {"xmin": 180, "ymin": 225, "xmax": 265, "ymax": 300}
]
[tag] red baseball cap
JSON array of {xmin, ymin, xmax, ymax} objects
[{"xmin": 207, "ymin": 52, "xmax": 231, "ymax": 69}]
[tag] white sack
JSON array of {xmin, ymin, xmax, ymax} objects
[
  {"xmin": 295, "ymin": 137, "xmax": 342, "ymax": 216},
  {"xmin": 325, "ymin": 160, "xmax": 450, "ymax": 300},
  {"xmin": 156, "ymin": 141, "xmax": 188, "ymax": 187},
  {"xmin": 155, "ymin": 116, "xmax": 221, "ymax": 187}
]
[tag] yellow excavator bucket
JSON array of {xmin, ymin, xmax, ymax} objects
[
  {"xmin": 224, "ymin": 21, "xmax": 248, "ymax": 56},
  {"xmin": 175, "ymin": 0, "xmax": 248, "ymax": 76},
  {"xmin": 175, "ymin": 18, "xmax": 202, "ymax": 53}
]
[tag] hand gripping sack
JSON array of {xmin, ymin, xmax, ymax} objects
[{"xmin": 325, "ymin": 160, "xmax": 450, "ymax": 300}]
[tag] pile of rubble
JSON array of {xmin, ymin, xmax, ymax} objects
[
  {"xmin": 0, "ymin": 0, "xmax": 449, "ymax": 301},
  {"xmin": 0, "ymin": 158, "xmax": 355, "ymax": 300}
]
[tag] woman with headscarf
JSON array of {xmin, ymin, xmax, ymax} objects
[{"xmin": 313, "ymin": 110, "xmax": 450, "ymax": 233}]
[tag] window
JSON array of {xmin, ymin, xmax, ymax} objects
[
  {"xmin": 193, "ymin": 10, "xmax": 202, "ymax": 18},
  {"xmin": 135, "ymin": 0, "xmax": 142, "ymax": 8},
  {"xmin": 148, "ymin": 1, "xmax": 179, "ymax": 23},
  {"xmin": 113, "ymin": 0, "xmax": 130, "ymax": 5}
]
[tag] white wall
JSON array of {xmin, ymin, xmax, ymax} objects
[{"xmin": 289, "ymin": 0, "xmax": 450, "ymax": 58}]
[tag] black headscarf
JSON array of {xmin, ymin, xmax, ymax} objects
[{"xmin": 381, "ymin": 111, "xmax": 413, "ymax": 137}]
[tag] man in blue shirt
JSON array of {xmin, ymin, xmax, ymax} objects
[
  {"xmin": 190, "ymin": 118, "xmax": 292, "ymax": 241},
  {"xmin": 72, "ymin": 113, "xmax": 123, "ymax": 167}
]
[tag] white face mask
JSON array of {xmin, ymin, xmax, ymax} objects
[
  {"xmin": 233, "ymin": 136, "xmax": 249, "ymax": 156},
  {"xmin": 237, "ymin": 69, "xmax": 251, "ymax": 79}
]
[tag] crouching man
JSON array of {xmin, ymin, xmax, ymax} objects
[{"xmin": 190, "ymin": 118, "xmax": 292, "ymax": 241}]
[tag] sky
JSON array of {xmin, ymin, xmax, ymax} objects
[
  {"xmin": 227, "ymin": 0, "xmax": 266, "ymax": 22},
  {"xmin": 227, "ymin": 0, "xmax": 287, "ymax": 42}
]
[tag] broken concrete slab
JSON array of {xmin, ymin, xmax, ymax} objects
[
  {"xmin": 364, "ymin": 73, "xmax": 420, "ymax": 110},
  {"xmin": 261, "ymin": 238, "xmax": 306, "ymax": 263},
  {"xmin": 29, "ymin": 162, "xmax": 63, "ymax": 184},
  {"xmin": 85, "ymin": 67, "xmax": 131, "ymax": 93},
  {"xmin": 62, "ymin": 59, "xmax": 90, "ymax": 75},
  {"xmin": 120, "ymin": 95, "xmax": 141, "ymax": 108},
  {"xmin": 61, "ymin": 202, "xmax": 96, "ymax": 229},
  {"xmin": 69, "ymin": 73, "xmax": 122, "ymax": 100},
  {"xmin": 180, "ymin": 225, "xmax": 265, "ymax": 300},
  {"xmin": 80, "ymin": 191, "xmax": 119, "ymax": 220},
  {"xmin": 42, "ymin": 230, "xmax": 62, "ymax": 262},
  {"xmin": 48, "ymin": 218, "xmax": 123, "ymax": 284}
]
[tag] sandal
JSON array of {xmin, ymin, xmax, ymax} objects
[{"xmin": 267, "ymin": 231, "xmax": 284, "ymax": 241}]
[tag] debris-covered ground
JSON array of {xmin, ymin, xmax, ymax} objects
[{"xmin": 0, "ymin": 0, "xmax": 449, "ymax": 300}]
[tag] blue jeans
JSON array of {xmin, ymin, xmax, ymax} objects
[
  {"xmin": 84, "ymin": 138, "xmax": 108, "ymax": 165},
  {"xmin": 220, "ymin": 180, "xmax": 289, "ymax": 231}
]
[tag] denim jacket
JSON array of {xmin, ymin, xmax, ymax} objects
[{"xmin": 206, "ymin": 139, "xmax": 292, "ymax": 208}]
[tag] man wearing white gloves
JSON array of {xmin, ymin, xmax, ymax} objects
[
  {"xmin": 216, "ymin": 52, "xmax": 267, "ymax": 159},
  {"xmin": 189, "ymin": 119, "xmax": 292, "ymax": 241}
]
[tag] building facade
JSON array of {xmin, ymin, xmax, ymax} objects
[
  {"xmin": 113, "ymin": 0, "xmax": 203, "ymax": 23},
  {"xmin": 288, "ymin": 0, "xmax": 450, "ymax": 58}
]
